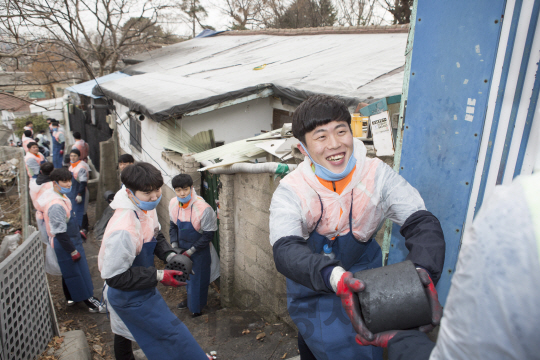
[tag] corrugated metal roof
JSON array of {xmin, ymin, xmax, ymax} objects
[{"xmin": 66, "ymin": 72, "xmax": 130, "ymax": 99}]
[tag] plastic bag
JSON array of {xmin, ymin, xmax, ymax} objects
[
  {"xmin": 44, "ymin": 244, "xmax": 62, "ymax": 276},
  {"xmin": 0, "ymin": 233, "xmax": 21, "ymax": 261}
]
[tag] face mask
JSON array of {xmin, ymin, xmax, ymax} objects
[
  {"xmin": 300, "ymin": 142, "xmax": 357, "ymax": 181},
  {"xmin": 56, "ymin": 182, "xmax": 71, "ymax": 194},
  {"xmin": 129, "ymin": 189, "xmax": 162, "ymax": 211},
  {"xmin": 177, "ymin": 193, "xmax": 191, "ymax": 204}
]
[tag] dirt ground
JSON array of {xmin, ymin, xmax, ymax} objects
[{"xmin": 40, "ymin": 202, "xmax": 299, "ymax": 360}]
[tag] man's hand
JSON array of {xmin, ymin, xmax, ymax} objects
[
  {"xmin": 159, "ymin": 270, "xmax": 187, "ymax": 287},
  {"xmin": 416, "ymin": 268, "xmax": 443, "ymax": 331},
  {"xmin": 76, "ymin": 195, "xmax": 82, "ymax": 204},
  {"xmin": 335, "ymin": 271, "xmax": 374, "ymax": 341},
  {"xmin": 71, "ymin": 250, "xmax": 81, "ymax": 262}
]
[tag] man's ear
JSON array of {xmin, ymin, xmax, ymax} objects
[{"xmin": 297, "ymin": 143, "xmax": 308, "ymax": 157}]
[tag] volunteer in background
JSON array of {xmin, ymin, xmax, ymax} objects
[
  {"xmin": 169, "ymin": 174, "xmax": 218, "ymax": 317},
  {"xmin": 39, "ymin": 168, "xmax": 104, "ymax": 313},
  {"xmin": 21, "ymin": 130, "xmax": 33, "ymax": 153},
  {"xmin": 72, "ymin": 132, "xmax": 90, "ymax": 162},
  {"xmin": 36, "ymin": 130, "xmax": 50, "ymax": 157},
  {"xmin": 98, "ymin": 162, "xmax": 210, "ymax": 360},
  {"xmin": 68, "ymin": 149, "xmax": 90, "ymax": 239},
  {"xmin": 356, "ymin": 170, "xmax": 540, "ymax": 360},
  {"xmin": 269, "ymin": 95, "xmax": 445, "ymax": 360},
  {"xmin": 30, "ymin": 162, "xmax": 54, "ymax": 243},
  {"xmin": 23, "ymin": 120, "xmax": 33, "ymax": 136},
  {"xmin": 118, "ymin": 154, "xmax": 135, "ymax": 187},
  {"xmin": 24, "ymin": 142, "xmax": 47, "ymax": 180},
  {"xmin": 51, "ymin": 121, "xmax": 65, "ymax": 168}
]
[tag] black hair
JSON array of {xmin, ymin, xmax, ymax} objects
[
  {"xmin": 25, "ymin": 121, "xmax": 33, "ymax": 125},
  {"xmin": 51, "ymin": 121, "xmax": 59, "ymax": 127},
  {"xmin": 50, "ymin": 168, "xmax": 72, "ymax": 182},
  {"xmin": 172, "ymin": 174, "xmax": 193, "ymax": 189},
  {"xmin": 23, "ymin": 130, "xmax": 32, "ymax": 137},
  {"xmin": 73, "ymin": 131, "xmax": 81, "ymax": 139},
  {"xmin": 118, "ymin": 154, "xmax": 135, "ymax": 164},
  {"xmin": 70, "ymin": 148, "xmax": 81, "ymax": 156},
  {"xmin": 121, "ymin": 162, "xmax": 163, "ymax": 192},
  {"xmin": 46, "ymin": 118, "xmax": 55, "ymax": 122},
  {"xmin": 292, "ymin": 95, "xmax": 351, "ymax": 144},
  {"xmin": 39, "ymin": 130, "xmax": 45, "ymax": 134},
  {"xmin": 40, "ymin": 162, "xmax": 54, "ymax": 175},
  {"xmin": 27, "ymin": 141, "xmax": 39, "ymax": 149}
]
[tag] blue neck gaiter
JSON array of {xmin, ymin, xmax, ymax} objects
[
  {"xmin": 300, "ymin": 142, "xmax": 357, "ymax": 181},
  {"xmin": 55, "ymin": 182, "xmax": 71, "ymax": 194},
  {"xmin": 177, "ymin": 193, "xmax": 192, "ymax": 204},
  {"xmin": 128, "ymin": 189, "xmax": 162, "ymax": 211}
]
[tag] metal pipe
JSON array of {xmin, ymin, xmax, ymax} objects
[{"xmin": 199, "ymin": 161, "xmax": 297, "ymax": 175}]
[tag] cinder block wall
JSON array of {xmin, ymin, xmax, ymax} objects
[{"xmin": 219, "ymin": 172, "xmax": 291, "ymax": 325}]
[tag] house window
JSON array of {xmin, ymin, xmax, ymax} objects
[
  {"xmin": 272, "ymin": 109, "xmax": 293, "ymax": 129},
  {"xmin": 129, "ymin": 116, "xmax": 142, "ymax": 152},
  {"xmin": 28, "ymin": 91, "xmax": 47, "ymax": 99}
]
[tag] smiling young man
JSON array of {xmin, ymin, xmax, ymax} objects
[
  {"xmin": 269, "ymin": 95, "xmax": 446, "ymax": 360},
  {"xmin": 24, "ymin": 142, "xmax": 47, "ymax": 180}
]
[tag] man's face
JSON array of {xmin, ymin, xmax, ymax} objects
[
  {"xmin": 70, "ymin": 153, "xmax": 79, "ymax": 163},
  {"xmin": 118, "ymin": 162, "xmax": 133, "ymax": 172},
  {"xmin": 56, "ymin": 180, "xmax": 72, "ymax": 189},
  {"xmin": 29, "ymin": 145, "xmax": 39, "ymax": 154},
  {"xmin": 175, "ymin": 186, "xmax": 192, "ymax": 199},
  {"xmin": 128, "ymin": 188, "xmax": 162, "ymax": 202},
  {"xmin": 298, "ymin": 120, "xmax": 354, "ymax": 174}
]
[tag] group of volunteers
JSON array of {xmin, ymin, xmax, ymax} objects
[
  {"xmin": 24, "ymin": 120, "xmax": 218, "ymax": 359},
  {"xmin": 21, "ymin": 94, "xmax": 539, "ymax": 360}
]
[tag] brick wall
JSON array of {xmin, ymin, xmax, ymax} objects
[{"xmin": 219, "ymin": 172, "xmax": 291, "ymax": 324}]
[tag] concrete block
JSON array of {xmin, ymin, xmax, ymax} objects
[
  {"xmin": 54, "ymin": 330, "xmax": 91, "ymax": 360},
  {"xmin": 256, "ymin": 245, "xmax": 275, "ymax": 271}
]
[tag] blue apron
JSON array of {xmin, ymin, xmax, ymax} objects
[
  {"xmin": 53, "ymin": 208, "xmax": 94, "ymax": 302},
  {"xmin": 31, "ymin": 157, "xmax": 47, "ymax": 179},
  {"xmin": 52, "ymin": 133, "xmax": 63, "ymax": 169},
  {"xmin": 107, "ymin": 229, "xmax": 208, "ymax": 360},
  {"xmin": 176, "ymin": 204, "xmax": 211, "ymax": 314},
  {"xmin": 66, "ymin": 170, "xmax": 85, "ymax": 227},
  {"xmin": 286, "ymin": 191, "xmax": 383, "ymax": 360}
]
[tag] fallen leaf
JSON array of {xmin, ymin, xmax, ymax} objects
[
  {"xmin": 93, "ymin": 344, "xmax": 103, "ymax": 353},
  {"xmin": 89, "ymin": 324, "xmax": 97, "ymax": 328},
  {"xmin": 242, "ymin": 329, "xmax": 251, "ymax": 335},
  {"xmin": 62, "ymin": 320, "xmax": 74, "ymax": 325},
  {"xmin": 270, "ymin": 331, "xmax": 273, "ymax": 335},
  {"xmin": 256, "ymin": 332, "xmax": 266, "ymax": 340},
  {"xmin": 281, "ymin": 353, "xmax": 287, "ymax": 359}
]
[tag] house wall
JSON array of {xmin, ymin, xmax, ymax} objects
[{"xmin": 178, "ymin": 98, "xmax": 273, "ymax": 144}]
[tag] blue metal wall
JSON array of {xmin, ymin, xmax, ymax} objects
[{"xmin": 387, "ymin": 0, "xmax": 507, "ymax": 304}]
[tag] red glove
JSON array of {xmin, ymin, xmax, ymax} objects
[
  {"xmin": 336, "ymin": 272, "xmax": 374, "ymax": 341},
  {"xmin": 160, "ymin": 270, "xmax": 187, "ymax": 287},
  {"xmin": 71, "ymin": 250, "xmax": 81, "ymax": 262},
  {"xmin": 354, "ymin": 268, "xmax": 443, "ymax": 347},
  {"xmin": 60, "ymin": 150, "xmax": 64, "ymax": 155}
]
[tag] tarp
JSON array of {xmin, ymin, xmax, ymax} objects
[
  {"xmin": 66, "ymin": 72, "xmax": 130, "ymax": 99},
  {"xmin": 93, "ymin": 32, "xmax": 408, "ymax": 122}
]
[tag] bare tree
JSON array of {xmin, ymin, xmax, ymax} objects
[
  {"xmin": 219, "ymin": 0, "xmax": 264, "ymax": 30},
  {"xmin": 2, "ymin": 0, "xmax": 178, "ymax": 79},
  {"xmin": 175, "ymin": 0, "xmax": 213, "ymax": 38},
  {"xmin": 335, "ymin": 0, "xmax": 378, "ymax": 26},
  {"xmin": 378, "ymin": 0, "xmax": 412, "ymax": 24}
]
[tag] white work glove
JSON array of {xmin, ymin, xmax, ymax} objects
[
  {"xmin": 171, "ymin": 242, "xmax": 179, "ymax": 249},
  {"xmin": 75, "ymin": 195, "xmax": 82, "ymax": 204},
  {"xmin": 329, "ymin": 266, "xmax": 347, "ymax": 293}
]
